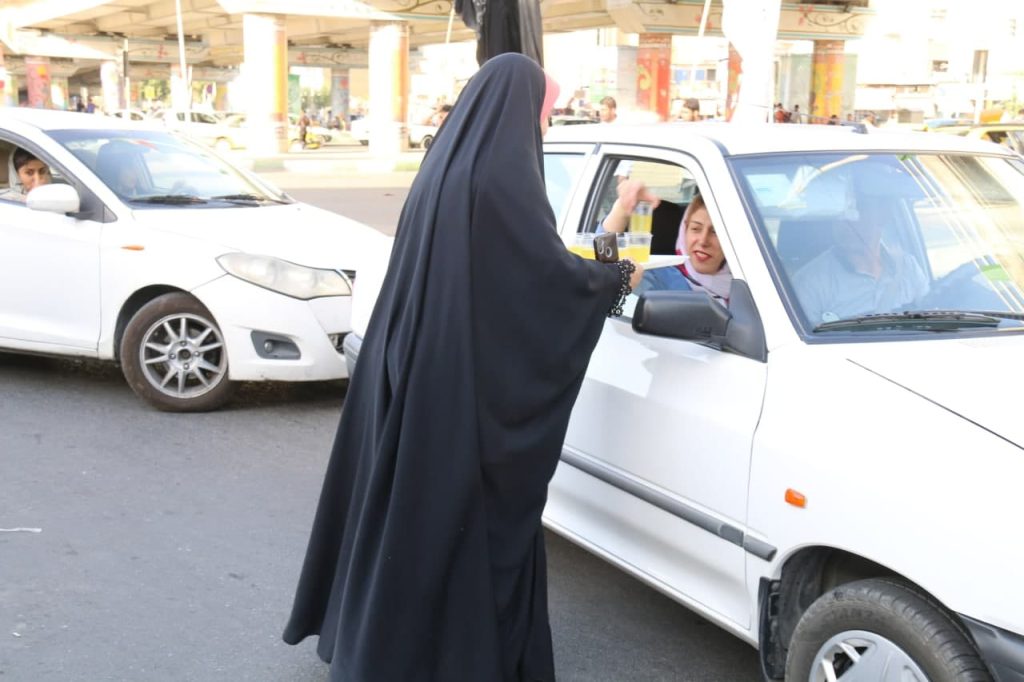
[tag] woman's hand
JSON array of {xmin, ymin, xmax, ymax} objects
[
  {"xmin": 616, "ymin": 179, "xmax": 660, "ymax": 214},
  {"xmin": 603, "ymin": 180, "xmax": 661, "ymax": 233}
]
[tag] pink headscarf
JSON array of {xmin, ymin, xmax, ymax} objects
[
  {"xmin": 541, "ymin": 72, "xmax": 560, "ymax": 126},
  {"xmin": 675, "ymin": 200, "xmax": 733, "ymax": 301}
]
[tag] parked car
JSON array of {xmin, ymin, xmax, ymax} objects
[
  {"xmin": 408, "ymin": 123, "xmax": 439, "ymax": 149},
  {"xmin": 349, "ymin": 118, "xmax": 439, "ymax": 149},
  {"xmin": 152, "ymin": 109, "xmax": 248, "ymax": 152},
  {"xmin": 0, "ymin": 109, "xmax": 385, "ymax": 411},
  {"xmin": 343, "ymin": 122, "xmax": 1024, "ymax": 681}
]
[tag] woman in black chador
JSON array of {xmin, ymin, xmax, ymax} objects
[{"xmin": 283, "ymin": 53, "xmax": 642, "ymax": 681}]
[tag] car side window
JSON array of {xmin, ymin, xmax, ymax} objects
[
  {"xmin": 581, "ymin": 157, "xmax": 724, "ymax": 318},
  {"xmin": 0, "ymin": 138, "xmax": 69, "ymax": 204},
  {"xmin": 543, "ymin": 152, "xmax": 586, "ymax": 227}
]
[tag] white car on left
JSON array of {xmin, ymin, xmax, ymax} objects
[{"xmin": 0, "ymin": 108, "xmax": 383, "ymax": 411}]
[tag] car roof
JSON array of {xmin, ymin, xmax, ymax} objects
[
  {"xmin": 543, "ymin": 122, "xmax": 1014, "ymax": 157},
  {"xmin": 0, "ymin": 107, "xmax": 164, "ymax": 132}
]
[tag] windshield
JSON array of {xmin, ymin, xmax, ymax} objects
[
  {"xmin": 732, "ymin": 152, "xmax": 1024, "ymax": 334},
  {"xmin": 48, "ymin": 129, "xmax": 290, "ymax": 206}
]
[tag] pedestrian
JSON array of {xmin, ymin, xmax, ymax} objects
[
  {"xmin": 282, "ymin": 52, "xmax": 643, "ymax": 682},
  {"xmin": 792, "ymin": 104, "xmax": 803, "ymax": 123},
  {"xmin": 85, "ymin": 97, "xmax": 95, "ymax": 114},
  {"xmin": 599, "ymin": 95, "xmax": 617, "ymax": 123},
  {"xmin": 678, "ymin": 97, "xmax": 701, "ymax": 122},
  {"xmin": 297, "ymin": 111, "xmax": 311, "ymax": 148}
]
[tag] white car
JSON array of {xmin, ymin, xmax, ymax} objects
[
  {"xmin": 350, "ymin": 118, "xmax": 439, "ymax": 149},
  {"xmin": 0, "ymin": 109, "xmax": 384, "ymax": 411},
  {"xmin": 344, "ymin": 123, "xmax": 1024, "ymax": 681}
]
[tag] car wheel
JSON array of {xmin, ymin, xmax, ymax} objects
[
  {"xmin": 214, "ymin": 137, "xmax": 232, "ymax": 152},
  {"xmin": 786, "ymin": 579, "xmax": 991, "ymax": 682},
  {"xmin": 421, "ymin": 135, "xmax": 434, "ymax": 150},
  {"xmin": 120, "ymin": 293, "xmax": 232, "ymax": 412}
]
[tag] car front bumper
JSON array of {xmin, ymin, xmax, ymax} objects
[
  {"xmin": 962, "ymin": 615, "xmax": 1024, "ymax": 682},
  {"xmin": 192, "ymin": 275, "xmax": 351, "ymax": 382},
  {"xmin": 342, "ymin": 332, "xmax": 362, "ymax": 377}
]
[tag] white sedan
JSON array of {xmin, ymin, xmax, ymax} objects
[
  {"xmin": 346, "ymin": 123, "xmax": 1024, "ymax": 681},
  {"xmin": 0, "ymin": 108, "xmax": 384, "ymax": 411}
]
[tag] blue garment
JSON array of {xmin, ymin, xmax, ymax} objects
[
  {"xmin": 633, "ymin": 264, "xmax": 692, "ymax": 296},
  {"xmin": 792, "ymin": 245, "xmax": 929, "ymax": 325}
]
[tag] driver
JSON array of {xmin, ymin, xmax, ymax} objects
[
  {"xmin": 792, "ymin": 202, "xmax": 928, "ymax": 325},
  {"xmin": 1, "ymin": 148, "xmax": 52, "ymax": 202}
]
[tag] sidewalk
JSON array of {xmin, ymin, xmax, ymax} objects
[{"xmin": 229, "ymin": 137, "xmax": 425, "ymax": 189}]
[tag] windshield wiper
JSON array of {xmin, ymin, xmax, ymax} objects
[
  {"xmin": 130, "ymin": 194, "xmax": 208, "ymax": 205},
  {"xmin": 209, "ymin": 193, "xmax": 289, "ymax": 204},
  {"xmin": 813, "ymin": 310, "xmax": 1024, "ymax": 333}
]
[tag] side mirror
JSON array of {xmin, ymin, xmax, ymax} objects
[
  {"xmin": 26, "ymin": 184, "xmax": 81, "ymax": 215},
  {"xmin": 632, "ymin": 280, "xmax": 767, "ymax": 362}
]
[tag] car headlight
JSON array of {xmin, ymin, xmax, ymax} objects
[{"xmin": 216, "ymin": 253, "xmax": 352, "ymax": 299}]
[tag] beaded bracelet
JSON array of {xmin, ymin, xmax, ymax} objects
[{"xmin": 607, "ymin": 259, "xmax": 636, "ymax": 317}]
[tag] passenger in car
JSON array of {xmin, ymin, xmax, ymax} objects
[
  {"xmin": 602, "ymin": 180, "xmax": 733, "ymax": 303},
  {"xmin": 0, "ymin": 148, "xmax": 52, "ymax": 202},
  {"xmin": 791, "ymin": 202, "xmax": 929, "ymax": 325}
]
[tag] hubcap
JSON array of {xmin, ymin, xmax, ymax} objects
[
  {"xmin": 138, "ymin": 313, "xmax": 227, "ymax": 399},
  {"xmin": 809, "ymin": 630, "xmax": 929, "ymax": 682}
]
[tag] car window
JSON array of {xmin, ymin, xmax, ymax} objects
[
  {"xmin": 543, "ymin": 152, "xmax": 586, "ymax": 226},
  {"xmin": 0, "ymin": 137, "xmax": 70, "ymax": 204},
  {"xmin": 49, "ymin": 129, "xmax": 290, "ymax": 205},
  {"xmin": 732, "ymin": 152, "xmax": 1024, "ymax": 333}
]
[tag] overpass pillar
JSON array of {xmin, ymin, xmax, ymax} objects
[
  {"xmin": 242, "ymin": 13, "xmax": 289, "ymax": 155},
  {"xmin": 368, "ymin": 20, "xmax": 409, "ymax": 156},
  {"xmin": 0, "ymin": 50, "xmax": 12, "ymax": 107},
  {"xmin": 330, "ymin": 68, "xmax": 350, "ymax": 128},
  {"xmin": 635, "ymin": 33, "xmax": 671, "ymax": 121},
  {"xmin": 811, "ymin": 39, "xmax": 845, "ymax": 122},
  {"xmin": 25, "ymin": 57, "xmax": 53, "ymax": 108}
]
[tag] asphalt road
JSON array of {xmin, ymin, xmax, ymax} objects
[
  {"xmin": 0, "ymin": 177, "xmax": 762, "ymax": 681},
  {"xmin": 1, "ymin": 355, "xmax": 761, "ymax": 682}
]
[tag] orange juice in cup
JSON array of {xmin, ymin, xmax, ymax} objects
[
  {"xmin": 627, "ymin": 232, "xmax": 652, "ymax": 263},
  {"xmin": 568, "ymin": 233, "xmax": 595, "ymax": 258}
]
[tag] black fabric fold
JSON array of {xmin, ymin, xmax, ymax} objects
[{"xmin": 283, "ymin": 53, "xmax": 621, "ymax": 682}]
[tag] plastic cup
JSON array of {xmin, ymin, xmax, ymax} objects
[
  {"xmin": 627, "ymin": 232, "xmax": 652, "ymax": 263},
  {"xmin": 629, "ymin": 201, "xmax": 653, "ymax": 233},
  {"xmin": 569, "ymin": 233, "xmax": 595, "ymax": 259}
]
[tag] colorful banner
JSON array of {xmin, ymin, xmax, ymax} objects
[
  {"xmin": 636, "ymin": 34, "xmax": 671, "ymax": 120},
  {"xmin": 25, "ymin": 56, "xmax": 53, "ymax": 109}
]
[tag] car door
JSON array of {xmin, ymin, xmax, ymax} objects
[
  {"xmin": 0, "ymin": 138, "xmax": 103, "ymax": 352},
  {"xmin": 546, "ymin": 146, "xmax": 768, "ymax": 629}
]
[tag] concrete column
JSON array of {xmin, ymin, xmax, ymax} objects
[
  {"xmin": 368, "ymin": 20, "xmax": 409, "ymax": 156},
  {"xmin": 51, "ymin": 76, "xmax": 70, "ymax": 110},
  {"xmin": 725, "ymin": 43, "xmax": 741, "ymax": 122},
  {"xmin": 330, "ymin": 68, "xmax": 350, "ymax": 127},
  {"xmin": 635, "ymin": 34, "xmax": 671, "ymax": 121},
  {"xmin": 25, "ymin": 57, "xmax": 53, "ymax": 109},
  {"xmin": 100, "ymin": 61, "xmax": 120, "ymax": 113},
  {"xmin": 811, "ymin": 39, "xmax": 845, "ymax": 122},
  {"xmin": 242, "ymin": 13, "xmax": 289, "ymax": 156},
  {"xmin": 0, "ymin": 50, "xmax": 12, "ymax": 107}
]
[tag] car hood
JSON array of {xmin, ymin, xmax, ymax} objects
[
  {"xmin": 847, "ymin": 335, "xmax": 1024, "ymax": 447},
  {"xmin": 136, "ymin": 202, "xmax": 381, "ymax": 270}
]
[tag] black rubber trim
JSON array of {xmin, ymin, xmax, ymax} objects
[
  {"xmin": 960, "ymin": 614, "xmax": 1024, "ymax": 682},
  {"xmin": 559, "ymin": 446, "xmax": 776, "ymax": 561}
]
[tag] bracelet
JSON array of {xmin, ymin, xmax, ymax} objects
[{"xmin": 607, "ymin": 259, "xmax": 636, "ymax": 317}]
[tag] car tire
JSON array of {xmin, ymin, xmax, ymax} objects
[
  {"xmin": 120, "ymin": 293, "xmax": 233, "ymax": 412},
  {"xmin": 785, "ymin": 578, "xmax": 992, "ymax": 682},
  {"xmin": 421, "ymin": 135, "xmax": 434, "ymax": 150}
]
